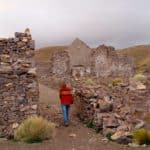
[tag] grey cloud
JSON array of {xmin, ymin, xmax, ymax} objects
[{"xmin": 0, "ymin": 0, "xmax": 150, "ymax": 49}]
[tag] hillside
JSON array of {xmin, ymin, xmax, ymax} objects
[
  {"xmin": 119, "ymin": 45, "xmax": 150, "ymax": 73},
  {"xmin": 35, "ymin": 46, "xmax": 67, "ymax": 62}
]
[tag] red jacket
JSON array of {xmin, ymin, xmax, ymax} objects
[{"xmin": 59, "ymin": 85, "xmax": 74, "ymax": 105}]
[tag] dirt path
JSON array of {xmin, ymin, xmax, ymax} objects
[
  {"xmin": 0, "ymin": 84, "xmax": 149, "ymax": 150},
  {"xmin": 39, "ymin": 84, "xmax": 59, "ymax": 105}
]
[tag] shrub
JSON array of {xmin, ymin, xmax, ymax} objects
[
  {"xmin": 132, "ymin": 128, "xmax": 150, "ymax": 145},
  {"xmin": 86, "ymin": 121, "xmax": 94, "ymax": 128},
  {"xmin": 84, "ymin": 78, "xmax": 95, "ymax": 85},
  {"xmin": 145, "ymin": 114, "xmax": 150, "ymax": 123},
  {"xmin": 106, "ymin": 132, "xmax": 113, "ymax": 141},
  {"xmin": 111, "ymin": 78, "xmax": 122, "ymax": 86},
  {"xmin": 14, "ymin": 116, "xmax": 55, "ymax": 143},
  {"xmin": 132, "ymin": 74, "xmax": 146, "ymax": 82}
]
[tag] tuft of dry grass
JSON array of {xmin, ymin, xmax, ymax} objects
[
  {"xmin": 111, "ymin": 78, "xmax": 123, "ymax": 86},
  {"xmin": 84, "ymin": 77, "xmax": 95, "ymax": 85},
  {"xmin": 14, "ymin": 116, "xmax": 55, "ymax": 143},
  {"xmin": 132, "ymin": 128, "xmax": 150, "ymax": 145},
  {"xmin": 131, "ymin": 73, "xmax": 146, "ymax": 82}
]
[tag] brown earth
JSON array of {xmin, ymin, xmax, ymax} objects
[{"xmin": 0, "ymin": 84, "xmax": 149, "ymax": 150}]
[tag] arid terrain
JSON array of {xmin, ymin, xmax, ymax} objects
[
  {"xmin": 0, "ymin": 41, "xmax": 150, "ymax": 150},
  {"xmin": 0, "ymin": 83, "xmax": 149, "ymax": 150},
  {"xmin": 1, "ymin": 0, "xmax": 150, "ymax": 149}
]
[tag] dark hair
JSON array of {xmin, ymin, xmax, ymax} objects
[{"xmin": 61, "ymin": 81, "xmax": 66, "ymax": 87}]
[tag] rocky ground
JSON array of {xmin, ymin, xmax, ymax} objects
[{"xmin": 0, "ymin": 83, "xmax": 149, "ymax": 150}]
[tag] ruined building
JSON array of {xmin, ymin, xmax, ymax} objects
[
  {"xmin": 49, "ymin": 39, "xmax": 135, "ymax": 78},
  {"xmin": 91, "ymin": 45, "xmax": 135, "ymax": 77}
]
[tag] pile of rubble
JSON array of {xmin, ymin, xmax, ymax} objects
[
  {"xmin": 73, "ymin": 77, "xmax": 150, "ymax": 144},
  {"xmin": 0, "ymin": 30, "xmax": 39, "ymax": 137}
]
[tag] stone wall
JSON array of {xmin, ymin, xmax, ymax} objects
[
  {"xmin": 73, "ymin": 77, "xmax": 150, "ymax": 143},
  {"xmin": 66, "ymin": 38, "xmax": 91, "ymax": 71},
  {"xmin": 49, "ymin": 41, "xmax": 134, "ymax": 78},
  {"xmin": 50, "ymin": 50, "xmax": 70, "ymax": 77},
  {"xmin": 91, "ymin": 45, "xmax": 135, "ymax": 77},
  {"xmin": 0, "ymin": 31, "xmax": 39, "ymax": 137}
]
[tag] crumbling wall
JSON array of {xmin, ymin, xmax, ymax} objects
[
  {"xmin": 50, "ymin": 50, "xmax": 70, "ymax": 77},
  {"xmin": 91, "ymin": 45, "xmax": 116, "ymax": 77},
  {"xmin": 74, "ymin": 77, "xmax": 150, "ymax": 142},
  {"xmin": 91, "ymin": 45, "xmax": 135, "ymax": 77},
  {"xmin": 67, "ymin": 38, "xmax": 91, "ymax": 71},
  {"xmin": 71, "ymin": 65, "xmax": 86, "ymax": 78},
  {"xmin": 0, "ymin": 31, "xmax": 39, "ymax": 137},
  {"xmin": 112, "ymin": 55, "xmax": 135, "ymax": 77},
  {"xmin": 48, "ymin": 41, "xmax": 135, "ymax": 80}
]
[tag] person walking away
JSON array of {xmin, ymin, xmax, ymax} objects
[{"xmin": 59, "ymin": 82, "xmax": 74, "ymax": 126}]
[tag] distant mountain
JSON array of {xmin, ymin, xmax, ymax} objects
[{"xmin": 118, "ymin": 45, "xmax": 150, "ymax": 73}]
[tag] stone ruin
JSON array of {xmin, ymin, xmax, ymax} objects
[
  {"xmin": 50, "ymin": 50, "xmax": 70, "ymax": 77},
  {"xmin": 0, "ymin": 30, "xmax": 39, "ymax": 137},
  {"xmin": 49, "ymin": 39, "xmax": 135, "ymax": 78},
  {"xmin": 73, "ymin": 77, "xmax": 150, "ymax": 144},
  {"xmin": 91, "ymin": 45, "xmax": 135, "ymax": 77},
  {"xmin": 66, "ymin": 38, "xmax": 91, "ymax": 70}
]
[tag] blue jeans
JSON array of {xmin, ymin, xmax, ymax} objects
[{"xmin": 61, "ymin": 105, "xmax": 70, "ymax": 124}]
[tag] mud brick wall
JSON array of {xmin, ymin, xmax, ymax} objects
[{"xmin": 0, "ymin": 31, "xmax": 39, "ymax": 137}]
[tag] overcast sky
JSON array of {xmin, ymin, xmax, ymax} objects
[{"xmin": 0, "ymin": 0, "xmax": 150, "ymax": 49}]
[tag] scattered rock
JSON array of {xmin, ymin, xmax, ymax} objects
[
  {"xmin": 137, "ymin": 83, "xmax": 146, "ymax": 90},
  {"xmin": 116, "ymin": 136, "xmax": 132, "ymax": 144},
  {"xmin": 135, "ymin": 120, "xmax": 145, "ymax": 129},
  {"xmin": 141, "ymin": 144, "xmax": 147, "ymax": 147},
  {"xmin": 0, "ymin": 66, "xmax": 13, "ymax": 74},
  {"xmin": 20, "ymin": 106, "xmax": 30, "ymax": 112},
  {"xmin": 12, "ymin": 123, "xmax": 19, "ymax": 129},
  {"xmin": 73, "ymin": 76, "xmax": 150, "ymax": 145},
  {"xmin": 111, "ymin": 131, "xmax": 126, "ymax": 140},
  {"xmin": 0, "ymin": 54, "xmax": 10, "ymax": 63},
  {"xmin": 128, "ymin": 143, "xmax": 140, "ymax": 148},
  {"xmin": 69, "ymin": 133, "xmax": 76, "ymax": 138},
  {"xmin": 0, "ymin": 138, "xmax": 7, "ymax": 142},
  {"xmin": 28, "ymin": 67, "xmax": 37, "ymax": 76},
  {"xmin": 31, "ymin": 104, "xmax": 38, "ymax": 110},
  {"xmin": 98, "ymin": 98, "xmax": 113, "ymax": 112},
  {"xmin": 101, "ymin": 137, "xmax": 109, "ymax": 143},
  {"xmin": 103, "ymin": 117, "xmax": 119, "ymax": 128}
]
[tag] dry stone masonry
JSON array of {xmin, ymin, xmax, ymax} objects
[
  {"xmin": 91, "ymin": 45, "xmax": 135, "ymax": 77},
  {"xmin": 66, "ymin": 38, "xmax": 91, "ymax": 73},
  {"xmin": 49, "ymin": 39, "xmax": 135, "ymax": 78},
  {"xmin": 0, "ymin": 30, "xmax": 39, "ymax": 137},
  {"xmin": 50, "ymin": 50, "xmax": 70, "ymax": 77},
  {"xmin": 73, "ymin": 77, "xmax": 150, "ymax": 144}
]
